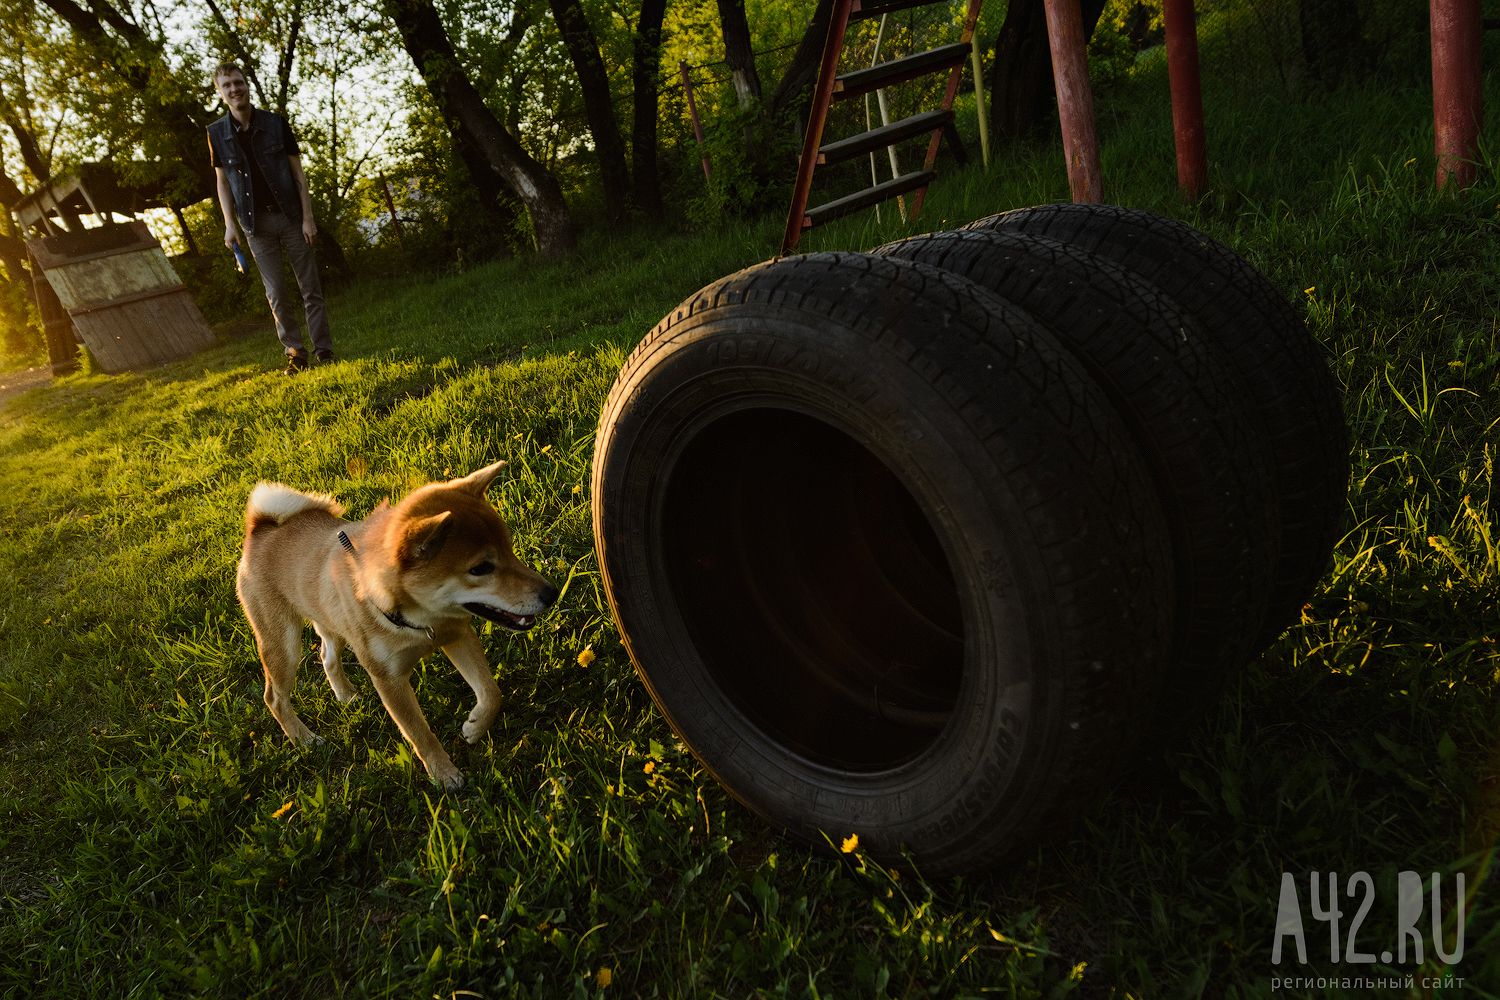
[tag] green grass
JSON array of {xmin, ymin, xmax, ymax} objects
[{"xmin": 3, "ymin": 31, "xmax": 1500, "ymax": 997}]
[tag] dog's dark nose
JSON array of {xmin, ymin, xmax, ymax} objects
[{"xmin": 538, "ymin": 584, "xmax": 561, "ymax": 609}]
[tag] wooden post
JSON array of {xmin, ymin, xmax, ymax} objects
[
  {"xmin": 379, "ymin": 174, "xmax": 406, "ymax": 243},
  {"xmin": 1042, "ymin": 0, "xmax": 1103, "ymax": 202},
  {"xmin": 171, "ymin": 205, "xmax": 199, "ymax": 256},
  {"xmin": 1431, "ymin": 0, "xmax": 1483, "ymax": 190},
  {"xmin": 28, "ymin": 250, "xmax": 79, "ymax": 377},
  {"xmin": 867, "ymin": 14, "xmax": 907, "ymax": 223},
  {"xmin": 679, "ymin": 61, "xmax": 713, "ymax": 183},
  {"xmin": 971, "ymin": 33, "xmax": 991, "ymax": 169},
  {"xmin": 1164, "ymin": 0, "xmax": 1207, "ymax": 199},
  {"xmin": 77, "ymin": 182, "xmax": 106, "ymax": 226}
]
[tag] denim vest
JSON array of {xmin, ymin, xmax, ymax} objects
[{"xmin": 207, "ymin": 109, "xmax": 302, "ymax": 234}]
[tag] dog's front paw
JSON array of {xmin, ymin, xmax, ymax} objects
[
  {"xmin": 430, "ymin": 764, "xmax": 465, "ymax": 791},
  {"xmin": 288, "ymin": 724, "xmax": 323, "ymax": 746},
  {"xmin": 462, "ymin": 702, "xmax": 500, "ymax": 743}
]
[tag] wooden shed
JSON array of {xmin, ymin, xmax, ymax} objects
[{"xmin": 26, "ymin": 222, "xmax": 216, "ymax": 375}]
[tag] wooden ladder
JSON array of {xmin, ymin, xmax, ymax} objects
[{"xmin": 781, "ymin": 0, "xmax": 984, "ymax": 255}]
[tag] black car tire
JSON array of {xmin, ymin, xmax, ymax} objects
[
  {"xmin": 874, "ymin": 228, "xmax": 1278, "ymax": 720},
  {"xmin": 591, "ymin": 251, "xmax": 1174, "ymax": 872},
  {"xmin": 965, "ymin": 204, "xmax": 1348, "ymax": 645}
]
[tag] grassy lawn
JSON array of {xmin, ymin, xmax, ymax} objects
[{"xmin": 3, "ymin": 36, "xmax": 1500, "ymax": 998}]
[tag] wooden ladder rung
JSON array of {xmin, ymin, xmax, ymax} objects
[
  {"xmin": 850, "ymin": 0, "xmax": 954, "ymax": 22},
  {"xmin": 834, "ymin": 43, "xmax": 970, "ymax": 100},
  {"xmin": 818, "ymin": 110, "xmax": 955, "ymax": 165},
  {"xmin": 803, "ymin": 170, "xmax": 938, "ymax": 228}
]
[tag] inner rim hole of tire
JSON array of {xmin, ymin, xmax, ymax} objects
[{"xmin": 662, "ymin": 407, "xmax": 964, "ymax": 772}]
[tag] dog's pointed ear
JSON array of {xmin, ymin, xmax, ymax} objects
[
  {"xmin": 452, "ymin": 460, "xmax": 507, "ymax": 497},
  {"xmin": 400, "ymin": 511, "xmax": 453, "ymax": 562}
]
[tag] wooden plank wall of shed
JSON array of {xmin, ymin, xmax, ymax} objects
[
  {"xmin": 44, "ymin": 248, "xmax": 180, "ymax": 312},
  {"xmin": 27, "ymin": 222, "xmax": 216, "ymax": 374},
  {"xmin": 75, "ymin": 293, "xmax": 214, "ymax": 374}
]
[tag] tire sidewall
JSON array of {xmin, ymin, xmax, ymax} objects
[{"xmin": 593, "ymin": 305, "xmax": 1089, "ymax": 870}]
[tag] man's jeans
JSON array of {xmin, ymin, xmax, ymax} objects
[{"xmin": 246, "ymin": 211, "xmax": 331, "ymax": 357}]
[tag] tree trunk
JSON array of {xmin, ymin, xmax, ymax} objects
[
  {"xmin": 988, "ymin": 0, "xmax": 1108, "ymax": 142},
  {"xmin": 385, "ymin": 0, "xmax": 577, "ymax": 257},
  {"xmin": 631, "ymin": 0, "xmax": 668, "ymax": 219},
  {"xmin": 274, "ymin": 0, "xmax": 306, "ymax": 116},
  {"xmin": 768, "ymin": 0, "xmax": 836, "ymax": 126},
  {"xmin": 0, "ymin": 174, "xmax": 35, "ymax": 354},
  {"xmin": 717, "ymin": 0, "xmax": 762, "ymax": 107},
  {"xmin": 451, "ymin": 126, "xmax": 526, "ymax": 248},
  {"xmin": 546, "ymin": 0, "xmax": 633, "ymax": 222},
  {"xmin": 0, "ymin": 233, "xmax": 26, "ymax": 287}
]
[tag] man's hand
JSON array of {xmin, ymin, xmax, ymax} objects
[
  {"xmin": 301, "ymin": 217, "xmax": 317, "ymax": 246},
  {"xmin": 224, "ymin": 226, "xmax": 240, "ymax": 251}
]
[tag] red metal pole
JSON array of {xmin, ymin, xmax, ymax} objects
[
  {"xmin": 781, "ymin": 0, "xmax": 854, "ymax": 255},
  {"xmin": 679, "ymin": 61, "xmax": 712, "ymax": 183},
  {"xmin": 1163, "ymin": 0, "xmax": 1207, "ymax": 200},
  {"xmin": 911, "ymin": 0, "xmax": 987, "ymax": 219},
  {"xmin": 1042, "ymin": 0, "xmax": 1103, "ymax": 203},
  {"xmin": 1431, "ymin": 0, "xmax": 1483, "ymax": 191}
]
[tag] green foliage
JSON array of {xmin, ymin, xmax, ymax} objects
[
  {"xmin": 0, "ymin": 267, "xmax": 38, "ymax": 363},
  {"xmin": 1088, "ymin": 0, "xmax": 1162, "ymax": 87},
  {"xmin": 3, "ymin": 10, "xmax": 1500, "ymax": 998},
  {"xmin": 681, "ymin": 100, "xmax": 799, "ymax": 223}
]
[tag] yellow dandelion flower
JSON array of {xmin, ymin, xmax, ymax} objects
[
  {"xmin": 840, "ymin": 833, "xmax": 859, "ymax": 854},
  {"xmin": 643, "ymin": 760, "xmax": 656, "ymax": 774},
  {"xmin": 595, "ymin": 967, "xmax": 613, "ymax": 988},
  {"xmin": 272, "ymin": 800, "xmax": 294, "ymax": 819},
  {"xmin": 577, "ymin": 647, "xmax": 596, "ymax": 668}
]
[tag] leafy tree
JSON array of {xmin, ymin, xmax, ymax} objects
[
  {"xmin": 384, "ymin": 0, "xmax": 579, "ymax": 256},
  {"xmin": 33, "ymin": 0, "xmax": 217, "ymax": 206},
  {"xmin": 547, "ymin": 0, "xmax": 632, "ymax": 219},
  {"xmin": 716, "ymin": 0, "xmax": 760, "ymax": 106},
  {"xmin": 629, "ymin": 0, "xmax": 667, "ymax": 216}
]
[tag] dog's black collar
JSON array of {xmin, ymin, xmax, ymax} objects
[
  {"xmin": 381, "ymin": 605, "xmax": 435, "ymax": 640},
  {"xmin": 341, "ymin": 532, "xmax": 434, "ymax": 638}
]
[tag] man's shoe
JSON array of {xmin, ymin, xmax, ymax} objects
[
  {"xmin": 283, "ymin": 353, "xmax": 309, "ymax": 375},
  {"xmin": 315, "ymin": 349, "xmax": 335, "ymax": 363}
]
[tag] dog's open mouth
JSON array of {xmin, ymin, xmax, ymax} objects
[{"xmin": 464, "ymin": 602, "xmax": 537, "ymax": 631}]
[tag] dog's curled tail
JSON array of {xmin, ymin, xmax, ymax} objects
[{"xmin": 245, "ymin": 482, "xmax": 346, "ymax": 536}]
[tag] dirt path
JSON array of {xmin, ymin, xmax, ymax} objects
[{"xmin": 0, "ymin": 366, "xmax": 50, "ymax": 410}]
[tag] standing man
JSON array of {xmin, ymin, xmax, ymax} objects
[{"xmin": 208, "ymin": 62, "xmax": 333, "ymax": 374}]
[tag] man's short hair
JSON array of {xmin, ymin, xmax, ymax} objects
[{"xmin": 212, "ymin": 62, "xmax": 245, "ymax": 85}]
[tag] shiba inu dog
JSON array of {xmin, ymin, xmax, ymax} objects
[{"xmin": 235, "ymin": 461, "xmax": 559, "ymax": 788}]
